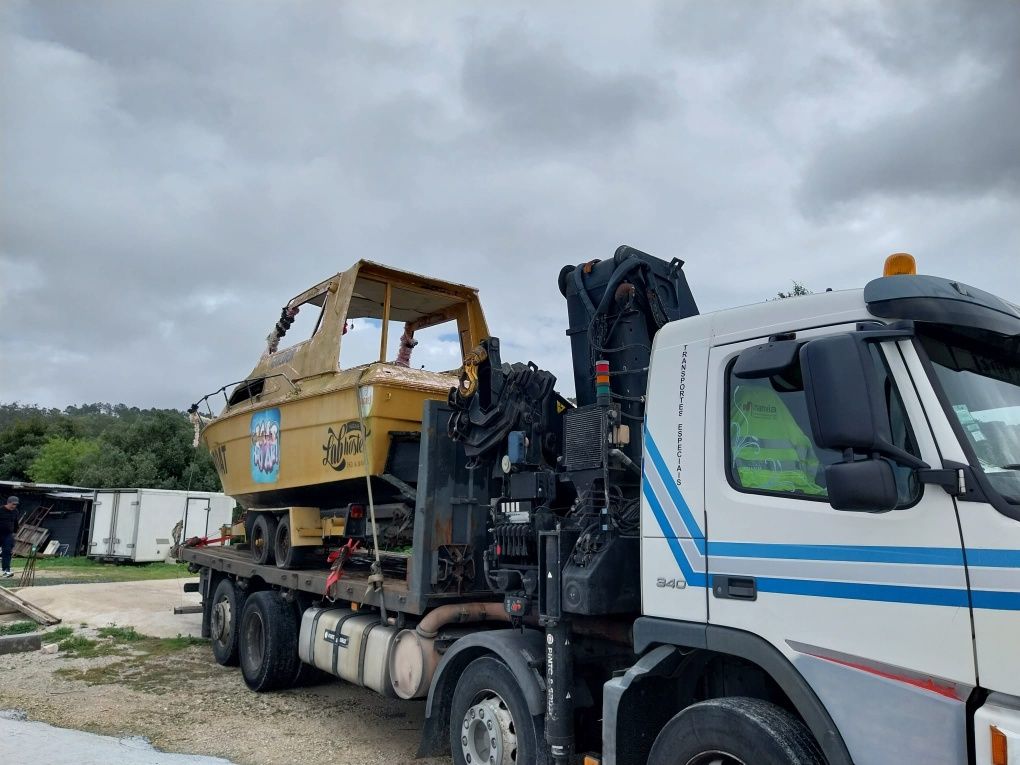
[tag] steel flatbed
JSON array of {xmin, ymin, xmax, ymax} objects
[{"xmin": 179, "ymin": 543, "xmax": 493, "ymax": 616}]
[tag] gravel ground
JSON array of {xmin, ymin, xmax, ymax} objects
[{"xmin": 0, "ymin": 632, "xmax": 448, "ymax": 765}]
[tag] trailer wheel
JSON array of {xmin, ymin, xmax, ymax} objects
[
  {"xmin": 209, "ymin": 578, "xmax": 244, "ymax": 666},
  {"xmin": 250, "ymin": 513, "xmax": 277, "ymax": 565},
  {"xmin": 450, "ymin": 656, "xmax": 546, "ymax": 765},
  {"xmin": 274, "ymin": 516, "xmax": 306, "ymax": 569},
  {"xmin": 238, "ymin": 591, "xmax": 299, "ymax": 692},
  {"xmin": 647, "ymin": 697, "xmax": 824, "ymax": 765}
]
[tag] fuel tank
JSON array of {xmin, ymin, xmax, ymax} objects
[{"xmin": 298, "ymin": 606, "xmax": 398, "ymax": 696}]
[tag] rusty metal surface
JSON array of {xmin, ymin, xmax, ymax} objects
[{"xmin": 358, "ymin": 365, "xmax": 455, "ymax": 393}]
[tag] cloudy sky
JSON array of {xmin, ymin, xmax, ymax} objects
[{"xmin": 1, "ymin": 0, "xmax": 1017, "ymax": 409}]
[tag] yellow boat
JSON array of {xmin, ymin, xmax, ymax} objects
[{"xmin": 192, "ymin": 261, "xmax": 489, "ymax": 511}]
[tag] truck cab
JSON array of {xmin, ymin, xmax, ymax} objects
[{"xmin": 636, "ymin": 257, "xmax": 1020, "ymax": 765}]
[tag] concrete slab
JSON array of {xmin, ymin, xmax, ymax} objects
[
  {"xmin": 14, "ymin": 578, "xmax": 203, "ymax": 638},
  {"xmin": 0, "ymin": 633, "xmax": 41, "ymax": 655}
]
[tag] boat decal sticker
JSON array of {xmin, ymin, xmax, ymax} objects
[
  {"xmin": 322, "ymin": 421, "xmax": 368, "ymax": 473},
  {"xmin": 251, "ymin": 408, "xmax": 281, "ymax": 483}
]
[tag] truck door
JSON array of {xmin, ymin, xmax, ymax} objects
[
  {"xmin": 89, "ymin": 491, "xmax": 116, "ymax": 557},
  {"xmin": 704, "ymin": 331, "xmax": 976, "ymax": 765},
  {"xmin": 184, "ymin": 496, "xmax": 212, "ymax": 539},
  {"xmin": 112, "ymin": 491, "xmax": 139, "ymax": 558}
]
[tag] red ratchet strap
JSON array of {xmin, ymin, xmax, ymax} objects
[
  {"xmin": 325, "ymin": 539, "xmax": 361, "ymax": 596},
  {"xmin": 184, "ymin": 535, "xmax": 230, "ymax": 548}
]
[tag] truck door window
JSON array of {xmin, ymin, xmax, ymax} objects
[{"xmin": 726, "ymin": 349, "xmax": 921, "ymax": 506}]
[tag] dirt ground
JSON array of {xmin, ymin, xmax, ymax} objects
[{"xmin": 0, "ymin": 582, "xmax": 449, "ymax": 765}]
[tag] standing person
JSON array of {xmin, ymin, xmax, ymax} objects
[{"xmin": 0, "ymin": 496, "xmax": 19, "ymax": 578}]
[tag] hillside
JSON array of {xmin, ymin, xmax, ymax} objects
[{"xmin": 0, "ymin": 403, "xmax": 220, "ymax": 492}]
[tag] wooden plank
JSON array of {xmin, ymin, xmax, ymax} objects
[
  {"xmin": 0, "ymin": 588, "xmax": 61, "ymax": 626},
  {"xmin": 13, "ymin": 524, "xmax": 50, "ymax": 558}
]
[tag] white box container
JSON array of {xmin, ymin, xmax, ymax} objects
[{"xmin": 88, "ymin": 488, "xmax": 235, "ymax": 563}]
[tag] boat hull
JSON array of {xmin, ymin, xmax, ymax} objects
[{"xmin": 202, "ymin": 369, "xmax": 453, "ymax": 509}]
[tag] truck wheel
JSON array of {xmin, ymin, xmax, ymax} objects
[
  {"xmin": 450, "ymin": 656, "xmax": 547, "ymax": 765},
  {"xmin": 647, "ymin": 697, "xmax": 824, "ymax": 765},
  {"xmin": 274, "ymin": 516, "xmax": 306, "ymax": 569},
  {"xmin": 250, "ymin": 514, "xmax": 277, "ymax": 565},
  {"xmin": 209, "ymin": 577, "xmax": 244, "ymax": 666},
  {"xmin": 238, "ymin": 591, "xmax": 299, "ymax": 692}
]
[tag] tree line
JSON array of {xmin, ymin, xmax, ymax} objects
[{"xmin": 0, "ymin": 403, "xmax": 221, "ymax": 492}]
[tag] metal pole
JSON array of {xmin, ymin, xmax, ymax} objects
[
  {"xmin": 378, "ymin": 282, "xmax": 392, "ymax": 363},
  {"xmin": 357, "ymin": 381, "xmax": 387, "ymax": 622}
]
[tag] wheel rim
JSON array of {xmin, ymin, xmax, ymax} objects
[
  {"xmin": 461, "ymin": 690, "xmax": 517, "ymax": 765},
  {"xmin": 243, "ymin": 611, "xmax": 265, "ymax": 671},
  {"xmin": 211, "ymin": 595, "xmax": 232, "ymax": 644},
  {"xmin": 684, "ymin": 752, "xmax": 746, "ymax": 765},
  {"xmin": 252, "ymin": 524, "xmax": 266, "ymax": 557}
]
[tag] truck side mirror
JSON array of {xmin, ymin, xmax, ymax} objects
[
  {"xmin": 825, "ymin": 459, "xmax": 899, "ymax": 512},
  {"xmin": 799, "ymin": 334, "xmax": 891, "ymax": 452},
  {"xmin": 800, "ymin": 331, "xmax": 927, "ymax": 512}
]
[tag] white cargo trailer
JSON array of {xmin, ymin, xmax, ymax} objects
[{"xmin": 88, "ymin": 488, "xmax": 234, "ymax": 563}]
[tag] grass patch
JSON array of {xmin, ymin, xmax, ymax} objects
[
  {"xmin": 2, "ymin": 558, "xmax": 194, "ymax": 588},
  {"xmin": 143, "ymin": 634, "xmax": 206, "ymax": 656},
  {"xmin": 33, "ymin": 557, "xmax": 108, "ymax": 569},
  {"xmin": 48, "ymin": 625, "xmax": 74, "ymax": 641},
  {"xmin": 0, "ymin": 620, "xmax": 37, "ymax": 635},
  {"xmin": 58, "ymin": 635, "xmax": 99, "ymax": 656},
  {"xmin": 97, "ymin": 625, "xmax": 145, "ymax": 642},
  {"xmin": 57, "ymin": 624, "xmax": 205, "ymax": 661},
  {"xmin": 58, "ymin": 634, "xmax": 127, "ymax": 658},
  {"xmin": 54, "ymin": 628, "xmax": 210, "ymax": 692}
]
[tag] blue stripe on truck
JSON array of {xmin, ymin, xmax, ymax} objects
[{"xmin": 643, "ymin": 429, "xmax": 1020, "ymax": 610}]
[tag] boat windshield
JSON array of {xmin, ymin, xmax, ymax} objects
[{"xmin": 920, "ymin": 329, "xmax": 1020, "ymax": 505}]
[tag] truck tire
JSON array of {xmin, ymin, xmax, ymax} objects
[
  {"xmin": 286, "ymin": 597, "xmax": 328, "ymax": 687},
  {"xmin": 450, "ymin": 656, "xmax": 547, "ymax": 765},
  {"xmin": 209, "ymin": 577, "xmax": 244, "ymax": 666},
  {"xmin": 238, "ymin": 591, "xmax": 299, "ymax": 692},
  {"xmin": 647, "ymin": 697, "xmax": 825, "ymax": 765},
  {"xmin": 250, "ymin": 513, "xmax": 277, "ymax": 565},
  {"xmin": 274, "ymin": 516, "xmax": 306, "ymax": 569}
]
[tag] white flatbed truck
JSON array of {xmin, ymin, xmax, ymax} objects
[{"xmin": 180, "ymin": 248, "xmax": 1020, "ymax": 765}]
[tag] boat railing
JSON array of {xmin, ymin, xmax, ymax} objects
[{"xmin": 189, "ymin": 373, "xmax": 300, "ymax": 418}]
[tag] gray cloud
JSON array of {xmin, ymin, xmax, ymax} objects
[
  {"xmin": 461, "ymin": 28, "xmax": 674, "ymax": 150},
  {"xmin": 0, "ymin": 1, "xmax": 1017, "ymax": 409},
  {"xmin": 799, "ymin": 0, "xmax": 1020, "ymax": 215}
]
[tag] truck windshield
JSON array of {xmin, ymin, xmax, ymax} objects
[{"xmin": 920, "ymin": 330, "xmax": 1020, "ymax": 505}]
